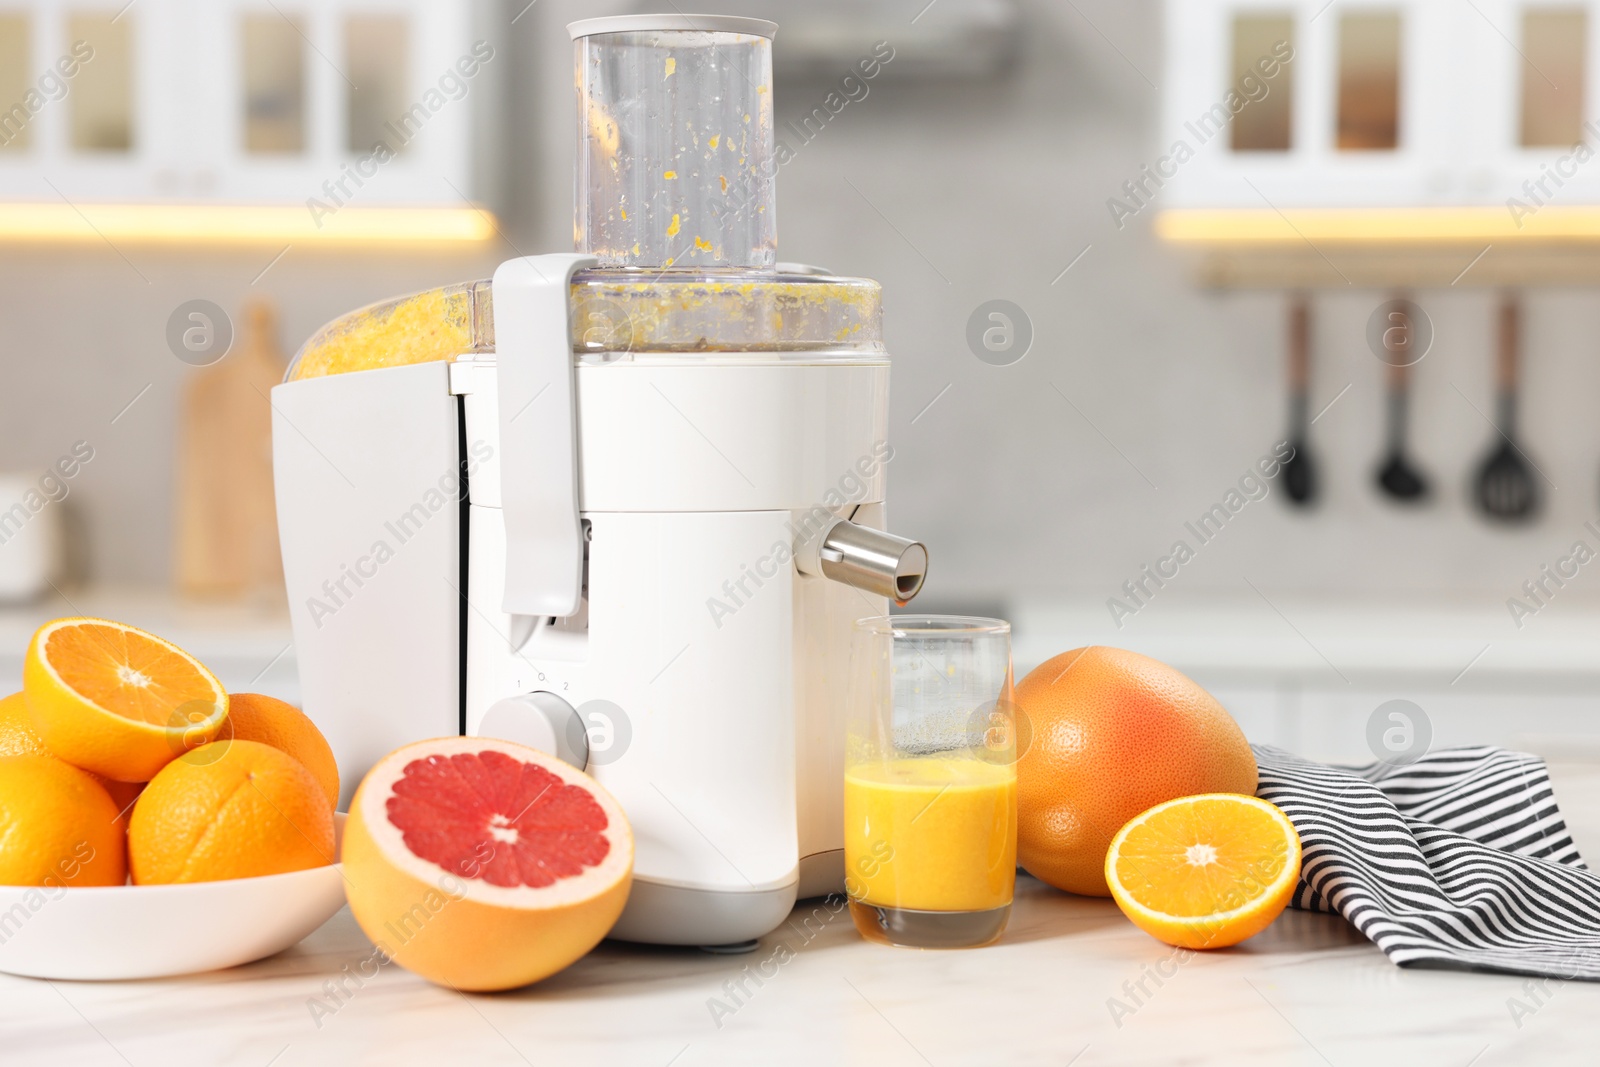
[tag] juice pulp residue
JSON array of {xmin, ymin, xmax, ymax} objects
[
  {"xmin": 286, "ymin": 277, "xmax": 885, "ymax": 381},
  {"xmin": 288, "ymin": 287, "xmax": 475, "ymax": 381}
]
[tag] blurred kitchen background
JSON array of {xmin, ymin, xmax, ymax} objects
[{"xmin": 5, "ymin": 0, "xmax": 1600, "ymax": 763}]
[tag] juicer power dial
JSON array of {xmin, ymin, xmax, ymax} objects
[{"xmin": 478, "ymin": 692, "xmax": 589, "ymax": 770}]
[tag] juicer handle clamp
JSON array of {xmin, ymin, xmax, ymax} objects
[{"xmin": 492, "ymin": 254, "xmax": 598, "ymax": 619}]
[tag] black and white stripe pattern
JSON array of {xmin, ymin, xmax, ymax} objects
[{"xmin": 1254, "ymin": 744, "xmax": 1600, "ymax": 979}]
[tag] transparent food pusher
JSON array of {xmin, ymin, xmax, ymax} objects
[{"xmin": 272, "ymin": 14, "xmax": 927, "ymax": 947}]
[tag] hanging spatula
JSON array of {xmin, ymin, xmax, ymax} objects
[
  {"xmin": 1473, "ymin": 296, "xmax": 1540, "ymax": 522},
  {"xmin": 1281, "ymin": 295, "xmax": 1317, "ymax": 506}
]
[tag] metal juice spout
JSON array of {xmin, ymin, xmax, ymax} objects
[{"xmin": 811, "ymin": 520, "xmax": 928, "ymax": 604}]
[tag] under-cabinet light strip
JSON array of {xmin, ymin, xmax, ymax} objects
[
  {"xmin": 0, "ymin": 203, "xmax": 497, "ymax": 244},
  {"xmin": 1156, "ymin": 206, "xmax": 1600, "ymax": 245}
]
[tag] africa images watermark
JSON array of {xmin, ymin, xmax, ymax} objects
[
  {"xmin": 716, "ymin": 41, "xmax": 897, "ymax": 222},
  {"xmin": 704, "ymin": 895, "xmax": 845, "ymax": 1029},
  {"xmin": 304, "ymin": 440, "xmax": 493, "ymax": 629},
  {"xmin": 1505, "ymin": 121, "xmax": 1600, "ymax": 229},
  {"xmin": 306, "ymin": 40, "xmax": 496, "ymax": 228},
  {"xmin": 1106, "ymin": 39, "xmax": 1294, "ymax": 230},
  {"xmin": 1105, "ymin": 854, "xmax": 1289, "ymax": 1028},
  {"xmin": 306, "ymin": 839, "xmax": 495, "ymax": 1028},
  {"xmin": 705, "ymin": 840, "xmax": 893, "ymax": 1029},
  {"xmin": 1504, "ymin": 948, "xmax": 1600, "ymax": 1029},
  {"xmin": 0, "ymin": 440, "xmax": 96, "ymax": 547},
  {"xmin": 0, "ymin": 841, "xmax": 98, "ymax": 945},
  {"xmin": 1106, "ymin": 443, "xmax": 1296, "ymax": 628},
  {"xmin": 1505, "ymin": 519, "xmax": 1600, "ymax": 629},
  {"xmin": 0, "ymin": 40, "xmax": 94, "ymax": 148},
  {"xmin": 1106, "ymin": 941, "xmax": 1200, "ymax": 1028},
  {"xmin": 704, "ymin": 441, "xmax": 895, "ymax": 630}
]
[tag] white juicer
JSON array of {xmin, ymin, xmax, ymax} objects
[{"xmin": 271, "ymin": 14, "xmax": 927, "ymax": 947}]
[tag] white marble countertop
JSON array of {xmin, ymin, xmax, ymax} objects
[
  {"xmin": 11, "ymin": 761, "xmax": 1600, "ymax": 1066},
  {"xmin": 6, "ymin": 591, "xmax": 1600, "ymax": 1063}
]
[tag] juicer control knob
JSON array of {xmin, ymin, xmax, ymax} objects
[{"xmin": 478, "ymin": 692, "xmax": 589, "ymax": 770}]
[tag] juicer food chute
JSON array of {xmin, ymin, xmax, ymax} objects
[{"xmin": 272, "ymin": 15, "xmax": 926, "ymax": 947}]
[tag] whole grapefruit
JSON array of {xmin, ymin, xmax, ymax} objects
[{"xmin": 1014, "ymin": 647, "xmax": 1256, "ymax": 896}]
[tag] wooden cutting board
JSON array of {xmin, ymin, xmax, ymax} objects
[{"xmin": 174, "ymin": 298, "xmax": 286, "ymax": 602}]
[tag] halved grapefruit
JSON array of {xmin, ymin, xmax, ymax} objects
[{"xmin": 342, "ymin": 737, "xmax": 632, "ymax": 991}]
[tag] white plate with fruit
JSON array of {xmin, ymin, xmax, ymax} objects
[{"xmin": 0, "ymin": 618, "xmax": 347, "ymax": 980}]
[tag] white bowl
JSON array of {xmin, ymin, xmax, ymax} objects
[{"xmin": 0, "ymin": 814, "xmax": 346, "ymax": 980}]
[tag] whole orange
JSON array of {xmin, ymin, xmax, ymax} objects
[
  {"xmin": 0, "ymin": 691, "xmax": 143, "ymax": 818},
  {"xmin": 0, "ymin": 755, "xmax": 128, "ymax": 886},
  {"xmin": 128, "ymin": 739, "xmax": 334, "ymax": 884},
  {"xmin": 222, "ymin": 693, "xmax": 341, "ymax": 810},
  {"xmin": 1014, "ymin": 647, "xmax": 1257, "ymax": 896}
]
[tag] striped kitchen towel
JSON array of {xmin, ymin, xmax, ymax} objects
[{"xmin": 1254, "ymin": 744, "xmax": 1600, "ymax": 979}]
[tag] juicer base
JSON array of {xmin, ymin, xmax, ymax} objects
[
  {"xmin": 606, "ymin": 877, "xmax": 798, "ymax": 948},
  {"xmin": 697, "ymin": 940, "xmax": 760, "ymax": 956}
]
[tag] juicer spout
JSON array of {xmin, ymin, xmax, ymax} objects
[{"xmin": 817, "ymin": 521, "xmax": 927, "ymax": 605}]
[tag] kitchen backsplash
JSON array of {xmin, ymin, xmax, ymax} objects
[{"xmin": 5, "ymin": 0, "xmax": 1600, "ymax": 611}]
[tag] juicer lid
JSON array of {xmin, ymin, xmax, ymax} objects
[{"xmin": 567, "ymin": 14, "xmax": 778, "ymax": 40}]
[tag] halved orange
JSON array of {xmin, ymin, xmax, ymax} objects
[
  {"xmin": 1105, "ymin": 793, "xmax": 1301, "ymax": 950},
  {"xmin": 23, "ymin": 618, "xmax": 228, "ymax": 783}
]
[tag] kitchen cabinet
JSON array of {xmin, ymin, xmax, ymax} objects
[
  {"xmin": 1012, "ymin": 596, "xmax": 1600, "ymax": 763},
  {"xmin": 0, "ymin": 0, "xmax": 500, "ymax": 240},
  {"xmin": 1159, "ymin": 0, "xmax": 1600, "ymax": 285},
  {"xmin": 1205, "ymin": 681, "xmax": 1600, "ymax": 764}
]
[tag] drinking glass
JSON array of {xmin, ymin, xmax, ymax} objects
[{"xmin": 843, "ymin": 615, "xmax": 1018, "ymax": 948}]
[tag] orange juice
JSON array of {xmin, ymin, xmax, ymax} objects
[{"xmin": 843, "ymin": 757, "xmax": 1017, "ymax": 913}]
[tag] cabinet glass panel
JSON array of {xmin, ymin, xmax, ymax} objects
[
  {"xmin": 1520, "ymin": 8, "xmax": 1586, "ymax": 147},
  {"xmin": 1337, "ymin": 11, "xmax": 1401, "ymax": 150},
  {"xmin": 1230, "ymin": 14, "xmax": 1293, "ymax": 151},
  {"xmin": 67, "ymin": 11, "xmax": 132, "ymax": 152},
  {"xmin": 242, "ymin": 13, "xmax": 306, "ymax": 154},
  {"xmin": 0, "ymin": 14, "xmax": 30, "ymax": 152},
  {"xmin": 345, "ymin": 15, "xmax": 408, "ymax": 155}
]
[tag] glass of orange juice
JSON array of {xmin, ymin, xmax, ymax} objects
[{"xmin": 844, "ymin": 615, "xmax": 1019, "ymax": 949}]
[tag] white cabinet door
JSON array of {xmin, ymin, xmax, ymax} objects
[
  {"xmin": 0, "ymin": 0, "xmax": 494, "ymax": 205},
  {"xmin": 1163, "ymin": 0, "xmax": 1600, "ymax": 209},
  {"xmin": 200, "ymin": 0, "xmax": 488, "ymax": 204},
  {"xmin": 0, "ymin": 0, "xmax": 155, "ymax": 200}
]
